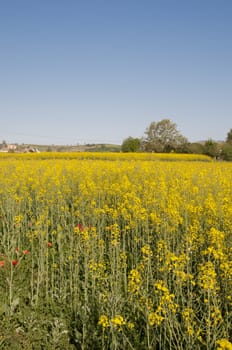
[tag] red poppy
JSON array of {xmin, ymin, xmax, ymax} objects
[
  {"xmin": 12, "ymin": 260, "xmax": 19, "ymax": 266},
  {"xmin": 75, "ymin": 223, "xmax": 84, "ymax": 232},
  {"xmin": 23, "ymin": 250, "xmax": 30, "ymax": 255},
  {"xmin": 15, "ymin": 247, "xmax": 19, "ymax": 252},
  {"xmin": 0, "ymin": 260, "xmax": 5, "ymax": 267},
  {"xmin": 47, "ymin": 242, "xmax": 52, "ymax": 247}
]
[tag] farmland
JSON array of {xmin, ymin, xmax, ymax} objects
[{"xmin": 0, "ymin": 152, "xmax": 232, "ymax": 349}]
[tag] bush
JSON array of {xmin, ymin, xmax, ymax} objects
[{"xmin": 121, "ymin": 137, "xmax": 141, "ymax": 152}]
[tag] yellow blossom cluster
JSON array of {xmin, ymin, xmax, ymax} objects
[
  {"xmin": 217, "ymin": 339, "xmax": 232, "ymax": 350},
  {"xmin": 98, "ymin": 314, "xmax": 126, "ymax": 330}
]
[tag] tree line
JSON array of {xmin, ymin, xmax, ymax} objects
[{"xmin": 121, "ymin": 119, "xmax": 232, "ymax": 160}]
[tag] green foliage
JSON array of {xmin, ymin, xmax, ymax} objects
[
  {"xmin": 0, "ymin": 311, "xmax": 75, "ymax": 349},
  {"xmin": 143, "ymin": 119, "xmax": 188, "ymax": 152},
  {"xmin": 221, "ymin": 143, "xmax": 232, "ymax": 161},
  {"xmin": 186, "ymin": 142, "xmax": 205, "ymax": 154},
  {"xmin": 175, "ymin": 142, "xmax": 205, "ymax": 154},
  {"xmin": 203, "ymin": 139, "xmax": 220, "ymax": 158},
  {"xmin": 226, "ymin": 128, "xmax": 232, "ymax": 143},
  {"xmin": 121, "ymin": 137, "xmax": 141, "ymax": 152}
]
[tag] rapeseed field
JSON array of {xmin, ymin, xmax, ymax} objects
[{"xmin": 0, "ymin": 152, "xmax": 232, "ymax": 349}]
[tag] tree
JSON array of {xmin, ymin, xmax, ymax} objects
[
  {"xmin": 0, "ymin": 140, "xmax": 7, "ymax": 149},
  {"xmin": 121, "ymin": 137, "xmax": 141, "ymax": 152},
  {"xmin": 203, "ymin": 139, "xmax": 220, "ymax": 158},
  {"xmin": 226, "ymin": 129, "xmax": 232, "ymax": 144},
  {"xmin": 221, "ymin": 143, "xmax": 232, "ymax": 161},
  {"xmin": 143, "ymin": 119, "xmax": 188, "ymax": 152},
  {"xmin": 177, "ymin": 142, "xmax": 204, "ymax": 154}
]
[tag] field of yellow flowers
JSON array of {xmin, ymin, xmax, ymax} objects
[{"xmin": 0, "ymin": 152, "xmax": 232, "ymax": 349}]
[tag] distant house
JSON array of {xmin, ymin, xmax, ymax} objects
[{"xmin": 7, "ymin": 144, "xmax": 17, "ymax": 151}]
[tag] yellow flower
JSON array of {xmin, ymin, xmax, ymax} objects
[
  {"xmin": 128, "ymin": 269, "xmax": 142, "ymax": 295},
  {"xmin": 154, "ymin": 280, "xmax": 169, "ymax": 293},
  {"xmin": 111, "ymin": 315, "xmax": 126, "ymax": 327},
  {"xmin": 98, "ymin": 315, "xmax": 110, "ymax": 328},
  {"xmin": 127, "ymin": 322, "xmax": 135, "ymax": 330},
  {"xmin": 216, "ymin": 339, "xmax": 232, "ymax": 350},
  {"xmin": 141, "ymin": 244, "xmax": 153, "ymax": 260},
  {"xmin": 198, "ymin": 261, "xmax": 219, "ymax": 292},
  {"xmin": 148, "ymin": 312, "xmax": 164, "ymax": 326}
]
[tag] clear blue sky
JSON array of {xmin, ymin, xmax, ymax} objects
[{"xmin": 1, "ymin": 0, "xmax": 232, "ymax": 145}]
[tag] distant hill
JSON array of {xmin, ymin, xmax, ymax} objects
[{"xmin": 5, "ymin": 143, "xmax": 121, "ymax": 153}]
